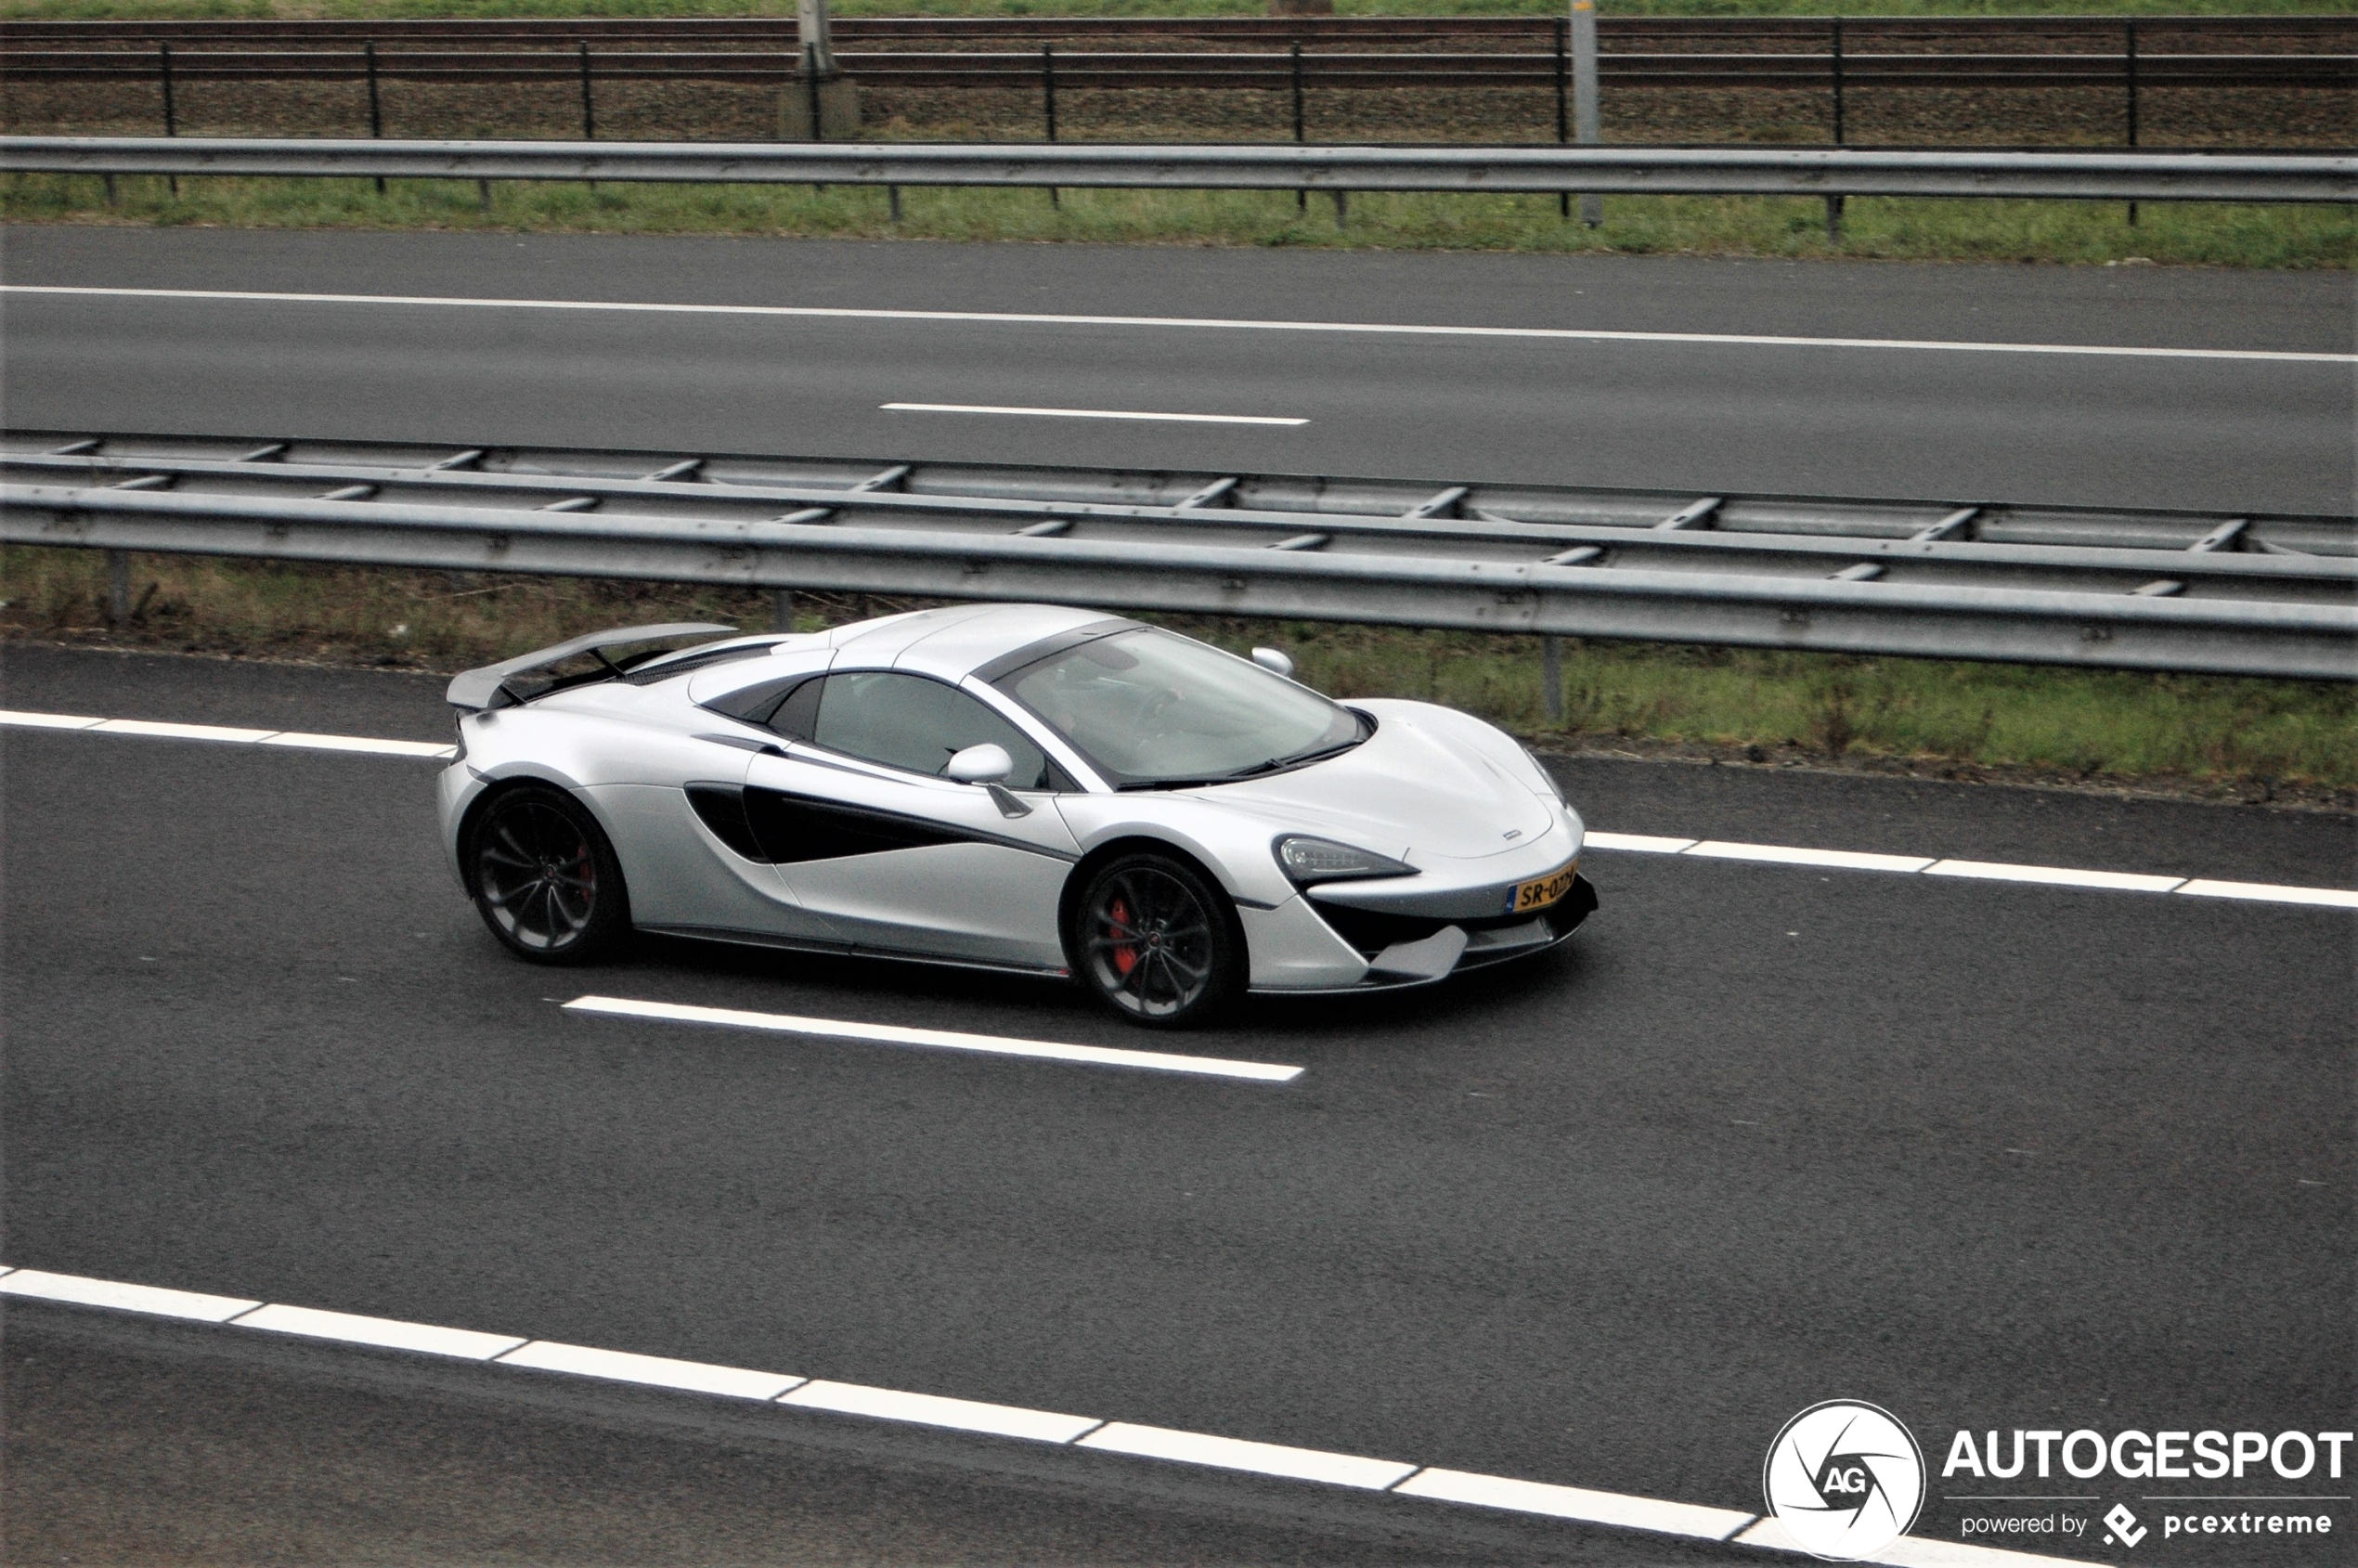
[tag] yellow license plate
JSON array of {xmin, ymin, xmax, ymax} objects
[{"xmin": 1509, "ymin": 862, "xmax": 1579, "ymax": 914}]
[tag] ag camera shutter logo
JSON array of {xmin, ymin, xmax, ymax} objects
[{"xmin": 1763, "ymin": 1400, "xmax": 1927, "ymax": 1561}]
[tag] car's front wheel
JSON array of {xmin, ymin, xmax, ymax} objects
[
  {"xmin": 1068, "ymin": 851, "xmax": 1242, "ymax": 1028},
  {"xmin": 464, "ymin": 784, "xmax": 630, "ymax": 964}
]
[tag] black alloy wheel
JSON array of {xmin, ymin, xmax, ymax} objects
[
  {"xmin": 466, "ymin": 785, "xmax": 629, "ymax": 964},
  {"xmin": 1069, "ymin": 852, "xmax": 1241, "ymax": 1027}
]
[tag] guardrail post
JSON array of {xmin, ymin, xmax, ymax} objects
[
  {"xmin": 771, "ymin": 588, "xmax": 796, "ymax": 633},
  {"xmin": 578, "ymin": 40, "xmax": 597, "ymax": 196},
  {"xmin": 364, "ymin": 40, "xmax": 385, "ymax": 195},
  {"xmin": 1826, "ymin": 17, "xmax": 1845, "ymax": 242},
  {"xmin": 1291, "ymin": 41, "xmax": 1307, "ymax": 213},
  {"xmin": 159, "ymin": 42, "xmax": 177, "ymax": 196},
  {"xmin": 1542, "ymin": 635, "xmax": 1564, "ymax": 723},
  {"xmin": 1043, "ymin": 43, "xmax": 1058, "ymax": 209},
  {"xmin": 2125, "ymin": 19, "xmax": 2140, "ymax": 227},
  {"xmin": 1572, "ymin": 0, "xmax": 1600, "ymax": 227},
  {"xmin": 1554, "ymin": 18, "xmax": 1571, "ymax": 219},
  {"xmin": 106, "ymin": 550, "xmax": 131, "ymax": 627}
]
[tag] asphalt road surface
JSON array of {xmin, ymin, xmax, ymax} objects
[
  {"xmin": 4, "ymin": 225, "xmax": 2353, "ymax": 514},
  {"xmin": 5, "ymin": 641, "xmax": 2351, "ymax": 1563}
]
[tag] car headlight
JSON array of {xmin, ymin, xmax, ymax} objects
[{"xmin": 1275, "ymin": 835, "xmax": 1416, "ymax": 885}]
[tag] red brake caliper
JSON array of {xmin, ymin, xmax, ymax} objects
[{"xmin": 1108, "ymin": 898, "xmax": 1138, "ymax": 977}]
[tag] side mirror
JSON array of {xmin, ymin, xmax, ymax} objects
[
  {"xmin": 1250, "ymin": 647, "xmax": 1296, "ymax": 679},
  {"xmin": 945, "ymin": 743, "xmax": 1015, "ymax": 785}
]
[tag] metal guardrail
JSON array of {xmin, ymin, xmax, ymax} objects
[
  {"xmin": 7, "ymin": 16, "xmax": 2349, "ymax": 45},
  {"xmin": 5, "ymin": 433, "xmax": 2351, "ymax": 680},
  {"xmin": 7, "ymin": 136, "xmax": 2352, "ymax": 201},
  {"xmin": 6, "ymin": 45, "xmax": 2347, "ymax": 91}
]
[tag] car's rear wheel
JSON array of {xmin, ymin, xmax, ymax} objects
[
  {"xmin": 1069, "ymin": 852, "xmax": 1241, "ymax": 1027},
  {"xmin": 465, "ymin": 784, "xmax": 630, "ymax": 964}
]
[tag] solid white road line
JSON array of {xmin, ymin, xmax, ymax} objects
[
  {"xmin": 7, "ymin": 708, "xmax": 2352, "ymax": 912},
  {"xmin": 497, "ymin": 1340, "xmax": 805, "ymax": 1401},
  {"xmin": 1582, "ymin": 831, "xmax": 1701, "ymax": 854},
  {"xmin": 6, "ymin": 285, "xmax": 2348, "ymax": 365},
  {"xmin": 0, "ymin": 1263, "xmax": 2126, "ymax": 1567},
  {"xmin": 2175, "ymin": 876, "xmax": 2358, "ymax": 910},
  {"xmin": 0, "ymin": 1267, "xmax": 260, "ymax": 1322},
  {"xmin": 1395, "ymin": 1468, "xmax": 1757, "ymax": 1540},
  {"xmin": 0, "ymin": 708, "xmax": 104, "ymax": 730},
  {"xmin": 1684, "ymin": 840, "xmax": 1937, "ymax": 875},
  {"xmin": 1734, "ymin": 1515, "xmax": 2102, "ymax": 1567},
  {"xmin": 1924, "ymin": 859, "xmax": 2184, "ymax": 893},
  {"xmin": 882, "ymin": 401, "xmax": 1307, "ymax": 426},
  {"xmin": 564, "ymin": 995, "xmax": 1305, "ymax": 1083},
  {"xmin": 0, "ymin": 708, "xmax": 457, "ymax": 758},
  {"xmin": 260, "ymin": 731, "xmax": 460, "ymax": 758},
  {"xmin": 783, "ymin": 1380, "xmax": 1102, "ymax": 1444},
  {"xmin": 234, "ymin": 1302, "xmax": 527, "ymax": 1360},
  {"xmin": 1078, "ymin": 1422, "xmax": 1418, "ymax": 1490},
  {"xmin": 95, "ymin": 717, "xmax": 278, "ymax": 743}
]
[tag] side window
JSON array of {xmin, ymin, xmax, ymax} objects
[{"xmin": 806, "ymin": 671, "xmax": 1064, "ymax": 790}]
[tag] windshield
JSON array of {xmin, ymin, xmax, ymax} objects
[{"xmin": 993, "ymin": 628, "xmax": 1365, "ymax": 788}]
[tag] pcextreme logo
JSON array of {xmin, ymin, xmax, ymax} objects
[{"xmin": 1763, "ymin": 1400, "xmax": 1927, "ymax": 1562}]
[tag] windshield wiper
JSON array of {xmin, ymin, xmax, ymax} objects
[
  {"xmin": 1116, "ymin": 737, "xmax": 1365, "ymax": 791},
  {"xmin": 1228, "ymin": 737, "xmax": 1365, "ymax": 779}
]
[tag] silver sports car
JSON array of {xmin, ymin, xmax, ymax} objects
[{"xmin": 438, "ymin": 603, "xmax": 1595, "ymax": 1026}]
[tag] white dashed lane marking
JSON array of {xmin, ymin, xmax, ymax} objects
[
  {"xmin": 564, "ymin": 995, "xmax": 1304, "ymax": 1083},
  {"xmin": 1, "ymin": 709, "xmax": 456, "ymax": 758},
  {"xmin": 5, "ymin": 708, "xmax": 2350, "ymax": 911},
  {"xmin": 882, "ymin": 401, "xmax": 1307, "ymax": 426},
  {"xmin": 0, "ymin": 1265, "xmax": 2099, "ymax": 1568}
]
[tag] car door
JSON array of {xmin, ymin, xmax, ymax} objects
[{"xmin": 740, "ymin": 669, "xmax": 1082, "ymax": 969}]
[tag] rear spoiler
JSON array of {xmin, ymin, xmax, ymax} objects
[{"xmin": 447, "ymin": 622, "xmax": 737, "ymax": 712}]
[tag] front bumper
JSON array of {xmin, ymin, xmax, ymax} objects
[{"xmin": 1263, "ymin": 873, "xmax": 1597, "ymax": 994}]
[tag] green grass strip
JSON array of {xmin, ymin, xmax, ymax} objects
[{"xmin": 10, "ymin": 175, "xmax": 2352, "ymax": 268}]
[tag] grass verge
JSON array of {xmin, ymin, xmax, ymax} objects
[
  {"xmin": 7, "ymin": 547, "xmax": 2352, "ymax": 804},
  {"xmin": 11, "ymin": 173, "xmax": 2352, "ymax": 267}
]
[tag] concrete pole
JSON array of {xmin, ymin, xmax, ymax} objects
[
  {"xmin": 1572, "ymin": 0, "xmax": 1600, "ymax": 227},
  {"xmin": 797, "ymin": 0, "xmax": 836, "ymax": 76}
]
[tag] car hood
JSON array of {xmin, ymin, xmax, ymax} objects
[{"xmin": 1186, "ymin": 703, "xmax": 1555, "ymax": 862}]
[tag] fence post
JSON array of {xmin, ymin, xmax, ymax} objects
[
  {"xmin": 2126, "ymin": 19, "xmax": 2140, "ymax": 227},
  {"xmin": 1572, "ymin": 0, "xmax": 1600, "ymax": 227},
  {"xmin": 1291, "ymin": 41, "xmax": 1307, "ymax": 213},
  {"xmin": 1554, "ymin": 17, "xmax": 1570, "ymax": 218},
  {"xmin": 577, "ymin": 40, "xmax": 594, "ymax": 194},
  {"xmin": 365, "ymin": 41, "xmax": 385, "ymax": 195},
  {"xmin": 1826, "ymin": 17, "xmax": 1845, "ymax": 242},
  {"xmin": 160, "ymin": 42, "xmax": 178, "ymax": 196},
  {"xmin": 1043, "ymin": 43, "xmax": 1058, "ymax": 209}
]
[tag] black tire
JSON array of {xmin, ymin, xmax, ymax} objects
[
  {"xmin": 1067, "ymin": 851, "xmax": 1243, "ymax": 1028},
  {"xmin": 464, "ymin": 784, "xmax": 631, "ymax": 965}
]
